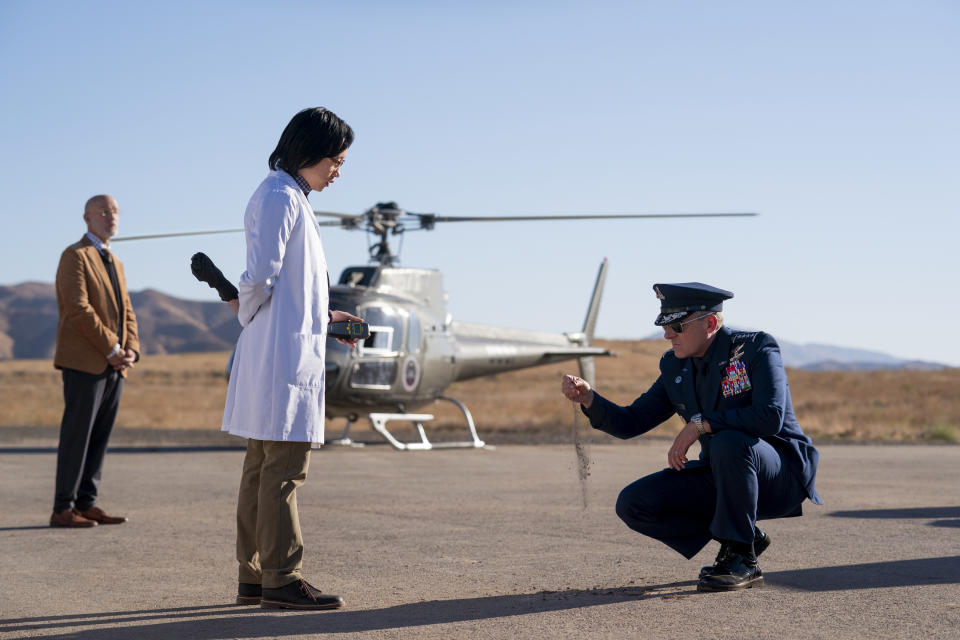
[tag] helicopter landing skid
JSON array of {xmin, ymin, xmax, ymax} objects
[
  {"xmin": 369, "ymin": 397, "xmax": 486, "ymax": 451},
  {"xmin": 368, "ymin": 413, "xmax": 437, "ymax": 450},
  {"xmin": 326, "ymin": 417, "xmax": 366, "ymax": 448}
]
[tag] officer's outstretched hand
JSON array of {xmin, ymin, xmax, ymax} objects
[{"xmin": 562, "ymin": 374, "xmax": 595, "ymax": 409}]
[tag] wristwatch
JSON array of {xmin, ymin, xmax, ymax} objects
[{"xmin": 691, "ymin": 413, "xmax": 706, "ymax": 436}]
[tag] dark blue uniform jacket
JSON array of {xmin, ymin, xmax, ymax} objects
[{"xmin": 584, "ymin": 327, "xmax": 822, "ymax": 506}]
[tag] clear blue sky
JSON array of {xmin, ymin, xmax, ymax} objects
[{"xmin": 1, "ymin": 1, "xmax": 957, "ymax": 365}]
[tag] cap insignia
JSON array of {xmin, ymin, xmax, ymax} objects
[{"xmin": 661, "ymin": 311, "xmax": 686, "ymax": 323}]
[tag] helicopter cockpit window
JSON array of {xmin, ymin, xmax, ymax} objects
[
  {"xmin": 358, "ymin": 306, "xmax": 402, "ymax": 356},
  {"xmin": 338, "ymin": 266, "xmax": 378, "ymax": 287},
  {"xmin": 326, "ymin": 292, "xmax": 360, "ymax": 353},
  {"xmin": 351, "ymin": 361, "xmax": 397, "ymax": 389},
  {"xmin": 350, "ymin": 305, "xmax": 403, "ymax": 390},
  {"xmin": 328, "ymin": 292, "xmax": 357, "ymax": 315}
]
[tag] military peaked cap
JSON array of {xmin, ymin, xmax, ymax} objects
[{"xmin": 653, "ymin": 282, "xmax": 734, "ymax": 326}]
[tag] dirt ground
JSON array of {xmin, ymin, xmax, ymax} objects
[{"xmin": 1, "ymin": 441, "xmax": 958, "ymax": 639}]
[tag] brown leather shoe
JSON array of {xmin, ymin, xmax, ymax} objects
[
  {"xmin": 77, "ymin": 506, "xmax": 127, "ymax": 525},
  {"xmin": 50, "ymin": 509, "xmax": 97, "ymax": 528}
]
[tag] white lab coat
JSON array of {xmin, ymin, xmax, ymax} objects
[{"xmin": 222, "ymin": 171, "xmax": 329, "ymax": 443}]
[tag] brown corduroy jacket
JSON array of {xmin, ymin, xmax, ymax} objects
[{"xmin": 53, "ymin": 236, "xmax": 140, "ymax": 377}]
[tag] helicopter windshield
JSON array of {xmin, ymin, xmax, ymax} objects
[
  {"xmin": 328, "ymin": 291, "xmax": 357, "ymax": 316},
  {"xmin": 326, "ymin": 291, "xmax": 360, "ymax": 353},
  {"xmin": 345, "ymin": 304, "xmax": 405, "ymax": 390},
  {"xmin": 360, "ymin": 305, "xmax": 403, "ymax": 354}
]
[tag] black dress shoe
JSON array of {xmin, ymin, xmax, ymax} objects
[
  {"xmin": 699, "ymin": 530, "xmax": 771, "ymax": 579},
  {"xmin": 697, "ymin": 552, "xmax": 763, "ymax": 592},
  {"xmin": 237, "ymin": 582, "xmax": 262, "ymax": 605},
  {"xmin": 260, "ymin": 579, "xmax": 344, "ymax": 610}
]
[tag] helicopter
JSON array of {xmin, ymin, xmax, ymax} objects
[{"xmin": 116, "ymin": 202, "xmax": 756, "ymax": 450}]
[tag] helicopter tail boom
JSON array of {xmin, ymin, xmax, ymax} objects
[
  {"xmin": 450, "ymin": 259, "xmax": 611, "ymax": 382},
  {"xmin": 449, "ymin": 332, "xmax": 610, "ymax": 382}
]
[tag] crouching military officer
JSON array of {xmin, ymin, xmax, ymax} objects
[{"xmin": 561, "ymin": 283, "xmax": 821, "ymax": 592}]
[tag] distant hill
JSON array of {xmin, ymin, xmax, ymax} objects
[
  {"xmin": 0, "ymin": 283, "xmax": 240, "ymax": 359},
  {"xmin": 639, "ymin": 328, "xmax": 951, "ymax": 371},
  {"xmin": 1, "ymin": 283, "xmax": 952, "ymax": 370},
  {"xmin": 776, "ymin": 341, "xmax": 948, "ymax": 371}
]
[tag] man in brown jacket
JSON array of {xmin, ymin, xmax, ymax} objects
[{"xmin": 51, "ymin": 194, "xmax": 140, "ymax": 528}]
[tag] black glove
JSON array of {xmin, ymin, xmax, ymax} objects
[{"xmin": 190, "ymin": 252, "xmax": 239, "ymax": 302}]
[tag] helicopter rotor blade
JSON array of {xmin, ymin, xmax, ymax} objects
[
  {"xmin": 113, "ymin": 228, "xmax": 244, "ymax": 242},
  {"xmin": 111, "ymin": 209, "xmax": 757, "ymax": 248},
  {"xmin": 115, "ymin": 213, "xmax": 359, "ymax": 241},
  {"xmin": 418, "ymin": 212, "xmax": 757, "ymax": 223},
  {"xmin": 313, "ymin": 210, "xmax": 362, "ymax": 219}
]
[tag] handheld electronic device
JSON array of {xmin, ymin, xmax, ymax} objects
[{"xmin": 328, "ymin": 321, "xmax": 370, "ymax": 340}]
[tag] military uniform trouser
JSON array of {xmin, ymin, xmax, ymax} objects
[
  {"xmin": 236, "ymin": 439, "xmax": 312, "ymax": 589},
  {"xmin": 615, "ymin": 429, "xmax": 808, "ymax": 559}
]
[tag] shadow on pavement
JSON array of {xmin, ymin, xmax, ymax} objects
[
  {"xmin": 0, "ymin": 582, "xmax": 693, "ymax": 638},
  {"xmin": 828, "ymin": 506, "xmax": 960, "ymax": 519},
  {"xmin": 767, "ymin": 555, "xmax": 960, "ymax": 591},
  {"xmin": 0, "ymin": 446, "xmax": 245, "ymax": 455},
  {"xmin": 828, "ymin": 505, "xmax": 960, "ymax": 529},
  {"xmin": 0, "ymin": 604, "xmax": 242, "ymax": 626},
  {"xmin": 930, "ymin": 519, "xmax": 960, "ymax": 528}
]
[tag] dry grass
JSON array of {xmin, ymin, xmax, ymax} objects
[
  {"xmin": 0, "ymin": 352, "xmax": 232, "ymax": 430},
  {"xmin": 1, "ymin": 340, "xmax": 957, "ymax": 443},
  {"xmin": 786, "ymin": 367, "xmax": 960, "ymax": 442}
]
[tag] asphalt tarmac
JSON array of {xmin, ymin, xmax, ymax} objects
[{"xmin": 1, "ymin": 440, "xmax": 958, "ymax": 639}]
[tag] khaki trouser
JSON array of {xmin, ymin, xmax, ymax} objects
[{"xmin": 236, "ymin": 439, "xmax": 312, "ymax": 589}]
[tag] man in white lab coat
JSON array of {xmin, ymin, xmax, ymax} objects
[{"xmin": 222, "ymin": 107, "xmax": 361, "ymax": 611}]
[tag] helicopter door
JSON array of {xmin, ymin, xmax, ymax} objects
[
  {"xmin": 418, "ymin": 315, "xmax": 455, "ymax": 396},
  {"xmin": 349, "ymin": 306, "xmax": 402, "ymax": 390}
]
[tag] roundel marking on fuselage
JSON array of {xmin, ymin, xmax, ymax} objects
[{"xmin": 402, "ymin": 354, "xmax": 421, "ymax": 392}]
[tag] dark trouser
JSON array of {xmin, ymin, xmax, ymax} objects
[
  {"xmin": 53, "ymin": 366, "xmax": 123, "ymax": 513},
  {"xmin": 615, "ymin": 429, "xmax": 807, "ymax": 559}
]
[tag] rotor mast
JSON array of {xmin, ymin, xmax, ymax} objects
[{"xmin": 365, "ymin": 202, "xmax": 404, "ymax": 266}]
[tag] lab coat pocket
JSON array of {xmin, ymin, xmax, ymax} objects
[{"xmin": 288, "ymin": 332, "xmax": 326, "ymax": 388}]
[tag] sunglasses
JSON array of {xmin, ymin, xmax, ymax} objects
[{"xmin": 664, "ymin": 313, "xmax": 714, "ymax": 334}]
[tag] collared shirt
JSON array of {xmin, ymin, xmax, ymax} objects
[
  {"xmin": 85, "ymin": 231, "xmax": 123, "ymax": 355},
  {"xmin": 692, "ymin": 336, "xmax": 721, "ymax": 411},
  {"xmin": 85, "ymin": 231, "xmax": 109, "ymax": 254},
  {"xmin": 290, "ymin": 171, "xmax": 311, "ymax": 196}
]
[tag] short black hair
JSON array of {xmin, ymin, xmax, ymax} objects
[{"xmin": 268, "ymin": 107, "xmax": 354, "ymax": 174}]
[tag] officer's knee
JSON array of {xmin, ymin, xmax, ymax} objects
[
  {"xmin": 710, "ymin": 429, "xmax": 756, "ymax": 464},
  {"xmin": 616, "ymin": 483, "xmax": 656, "ymax": 526},
  {"xmin": 614, "ymin": 488, "xmax": 635, "ymax": 523}
]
